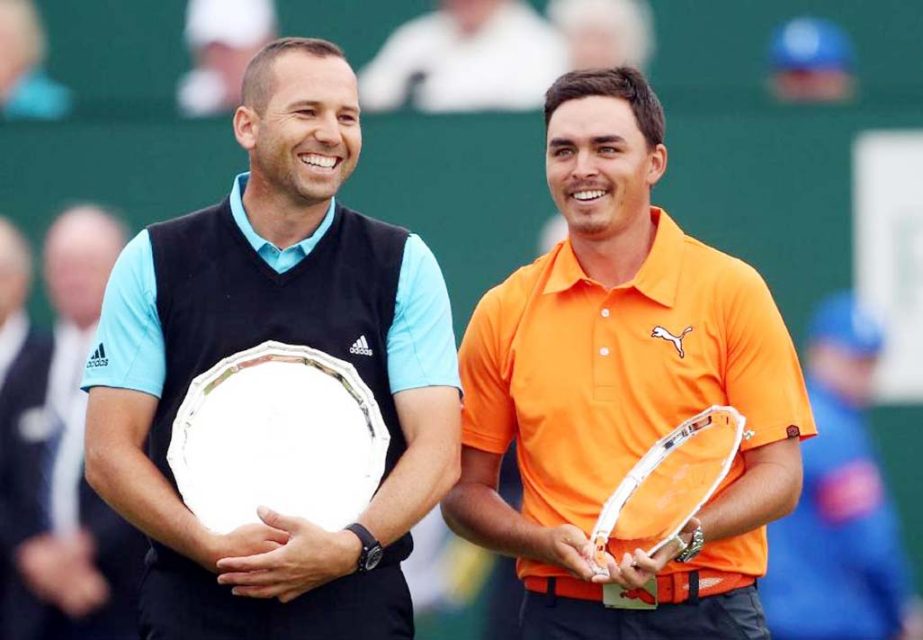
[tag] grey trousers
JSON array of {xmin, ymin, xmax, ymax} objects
[{"xmin": 521, "ymin": 585, "xmax": 770, "ymax": 640}]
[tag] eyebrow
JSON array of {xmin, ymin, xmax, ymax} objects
[
  {"xmin": 287, "ymin": 100, "xmax": 360, "ymax": 113},
  {"xmin": 548, "ymin": 135, "xmax": 627, "ymax": 148}
]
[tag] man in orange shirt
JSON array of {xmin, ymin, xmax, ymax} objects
[{"xmin": 441, "ymin": 67, "xmax": 816, "ymax": 639}]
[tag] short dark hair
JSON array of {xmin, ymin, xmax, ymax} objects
[
  {"xmin": 241, "ymin": 37, "xmax": 347, "ymax": 114},
  {"xmin": 544, "ymin": 67, "xmax": 665, "ymax": 149}
]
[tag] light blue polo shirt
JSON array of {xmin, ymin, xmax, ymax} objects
[{"xmin": 82, "ymin": 173, "xmax": 460, "ymax": 396}]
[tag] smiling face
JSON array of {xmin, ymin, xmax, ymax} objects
[
  {"xmin": 235, "ymin": 51, "xmax": 361, "ymax": 209},
  {"xmin": 545, "ymin": 95, "xmax": 666, "ymax": 241}
]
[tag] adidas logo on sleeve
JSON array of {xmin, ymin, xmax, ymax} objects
[
  {"xmin": 349, "ymin": 335, "xmax": 374, "ymax": 357},
  {"xmin": 86, "ymin": 342, "xmax": 109, "ymax": 368}
]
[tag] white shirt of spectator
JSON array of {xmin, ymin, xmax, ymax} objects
[
  {"xmin": 47, "ymin": 321, "xmax": 96, "ymax": 535},
  {"xmin": 359, "ymin": 1, "xmax": 568, "ymax": 113},
  {"xmin": 178, "ymin": 68, "xmax": 229, "ymax": 117},
  {"xmin": 0, "ymin": 310, "xmax": 28, "ymax": 390}
]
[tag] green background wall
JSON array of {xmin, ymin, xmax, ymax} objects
[
  {"xmin": 34, "ymin": 0, "xmax": 923, "ymax": 115},
  {"xmin": 4, "ymin": 2, "xmax": 923, "ymax": 637}
]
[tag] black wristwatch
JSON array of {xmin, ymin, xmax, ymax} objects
[{"xmin": 345, "ymin": 522, "xmax": 383, "ymax": 573}]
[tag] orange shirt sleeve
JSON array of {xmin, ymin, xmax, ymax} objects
[
  {"xmin": 721, "ymin": 262, "xmax": 816, "ymax": 450},
  {"xmin": 458, "ymin": 287, "xmax": 518, "ymax": 455}
]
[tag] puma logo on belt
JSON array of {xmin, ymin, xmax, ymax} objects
[{"xmin": 651, "ymin": 325, "xmax": 693, "ymax": 358}]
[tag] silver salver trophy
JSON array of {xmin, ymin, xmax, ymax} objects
[
  {"xmin": 588, "ymin": 406, "xmax": 747, "ymax": 609},
  {"xmin": 167, "ymin": 340, "xmax": 390, "ymax": 534}
]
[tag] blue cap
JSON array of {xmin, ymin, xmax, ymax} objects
[
  {"xmin": 807, "ymin": 291, "xmax": 884, "ymax": 356},
  {"xmin": 770, "ymin": 17, "xmax": 855, "ymax": 71}
]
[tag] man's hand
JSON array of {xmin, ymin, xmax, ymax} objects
[
  {"xmin": 215, "ymin": 506, "xmax": 362, "ymax": 603},
  {"xmin": 200, "ymin": 521, "xmax": 291, "ymax": 573},
  {"xmin": 589, "ymin": 517, "xmax": 701, "ymax": 589},
  {"xmin": 17, "ymin": 533, "xmax": 75, "ymax": 601},
  {"xmin": 16, "ymin": 530, "xmax": 110, "ymax": 617},
  {"xmin": 55, "ymin": 567, "xmax": 111, "ymax": 619},
  {"xmin": 17, "ymin": 532, "xmax": 94, "ymax": 601},
  {"xmin": 539, "ymin": 524, "xmax": 597, "ymax": 581}
]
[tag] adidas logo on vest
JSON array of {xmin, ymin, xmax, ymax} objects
[{"xmin": 349, "ymin": 335, "xmax": 374, "ymax": 357}]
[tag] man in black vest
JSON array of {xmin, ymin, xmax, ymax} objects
[{"xmin": 83, "ymin": 38, "xmax": 462, "ymax": 639}]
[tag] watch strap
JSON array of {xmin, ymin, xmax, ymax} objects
[{"xmin": 345, "ymin": 522, "xmax": 382, "ymax": 573}]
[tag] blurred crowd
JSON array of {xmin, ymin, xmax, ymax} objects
[
  {"xmin": 0, "ymin": 0, "xmax": 71, "ymax": 120},
  {"xmin": 2, "ymin": 0, "xmax": 861, "ymax": 123},
  {"xmin": 0, "ymin": 1, "xmax": 911, "ymax": 639},
  {"xmin": 0, "ymin": 209, "xmax": 147, "ymax": 640}
]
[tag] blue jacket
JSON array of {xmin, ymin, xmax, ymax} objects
[{"xmin": 761, "ymin": 378, "xmax": 912, "ymax": 640}]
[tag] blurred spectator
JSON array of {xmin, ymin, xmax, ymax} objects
[
  {"xmin": 0, "ymin": 0, "xmax": 72, "ymax": 120},
  {"xmin": 762, "ymin": 292, "xmax": 922, "ymax": 640},
  {"xmin": 538, "ymin": 214, "xmax": 568, "ymax": 255},
  {"xmin": 177, "ymin": 0, "xmax": 277, "ymax": 117},
  {"xmin": 358, "ymin": 0, "xmax": 567, "ymax": 113},
  {"xmin": 547, "ymin": 0, "xmax": 655, "ymax": 71},
  {"xmin": 0, "ymin": 206, "xmax": 148, "ymax": 640},
  {"xmin": 769, "ymin": 16, "xmax": 856, "ymax": 103},
  {"xmin": 0, "ymin": 218, "xmax": 36, "ymax": 391},
  {"xmin": 0, "ymin": 217, "xmax": 48, "ymax": 625}
]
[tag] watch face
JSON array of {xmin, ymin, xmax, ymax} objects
[{"xmin": 365, "ymin": 545, "xmax": 384, "ymax": 571}]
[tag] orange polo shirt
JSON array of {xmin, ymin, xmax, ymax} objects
[{"xmin": 459, "ymin": 208, "xmax": 816, "ymax": 580}]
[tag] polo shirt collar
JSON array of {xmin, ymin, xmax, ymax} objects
[
  {"xmin": 228, "ymin": 172, "xmax": 336, "ymax": 255},
  {"xmin": 543, "ymin": 207, "xmax": 685, "ymax": 308},
  {"xmin": 543, "ymin": 239, "xmax": 587, "ymax": 294}
]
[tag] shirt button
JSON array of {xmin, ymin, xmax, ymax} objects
[
  {"xmin": 599, "ymin": 347, "xmax": 610, "ymax": 356},
  {"xmin": 601, "ymin": 308, "xmax": 610, "ymax": 318}
]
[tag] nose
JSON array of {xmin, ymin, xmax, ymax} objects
[
  {"xmin": 313, "ymin": 112, "xmax": 341, "ymax": 147},
  {"xmin": 572, "ymin": 150, "xmax": 599, "ymax": 179}
]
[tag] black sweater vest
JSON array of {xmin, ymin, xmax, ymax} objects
[{"xmin": 147, "ymin": 198, "xmax": 411, "ymax": 568}]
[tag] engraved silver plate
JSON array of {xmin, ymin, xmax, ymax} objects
[{"xmin": 167, "ymin": 340, "xmax": 390, "ymax": 534}]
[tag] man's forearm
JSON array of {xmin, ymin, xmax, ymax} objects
[
  {"xmin": 441, "ymin": 482, "xmax": 549, "ymax": 562},
  {"xmin": 697, "ymin": 450, "xmax": 801, "ymax": 543},
  {"xmin": 359, "ymin": 431, "xmax": 460, "ymax": 547},
  {"xmin": 441, "ymin": 446, "xmax": 595, "ymax": 579},
  {"xmin": 85, "ymin": 443, "xmax": 216, "ymax": 569}
]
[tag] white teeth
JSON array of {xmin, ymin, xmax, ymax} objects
[
  {"xmin": 300, "ymin": 153, "xmax": 337, "ymax": 168},
  {"xmin": 573, "ymin": 190, "xmax": 606, "ymax": 201}
]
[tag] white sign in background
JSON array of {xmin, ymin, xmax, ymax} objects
[{"xmin": 854, "ymin": 131, "xmax": 923, "ymax": 403}]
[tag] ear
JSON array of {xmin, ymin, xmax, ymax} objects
[
  {"xmin": 646, "ymin": 143, "xmax": 668, "ymax": 186},
  {"xmin": 233, "ymin": 105, "xmax": 259, "ymax": 151}
]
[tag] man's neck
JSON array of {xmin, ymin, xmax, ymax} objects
[
  {"xmin": 61, "ymin": 316, "xmax": 98, "ymax": 336},
  {"xmin": 0, "ymin": 310, "xmax": 28, "ymax": 386},
  {"xmin": 454, "ymin": 1, "xmax": 505, "ymax": 37},
  {"xmin": 0, "ymin": 64, "xmax": 28, "ymax": 102},
  {"xmin": 241, "ymin": 174, "xmax": 331, "ymax": 250},
  {"xmin": 0, "ymin": 309, "xmax": 27, "ymax": 346},
  {"xmin": 569, "ymin": 209, "xmax": 657, "ymax": 290}
]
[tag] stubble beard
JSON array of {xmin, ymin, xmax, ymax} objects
[
  {"xmin": 255, "ymin": 145, "xmax": 342, "ymax": 207},
  {"xmin": 568, "ymin": 212, "xmax": 610, "ymax": 237},
  {"xmin": 563, "ymin": 197, "xmax": 617, "ymax": 238}
]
